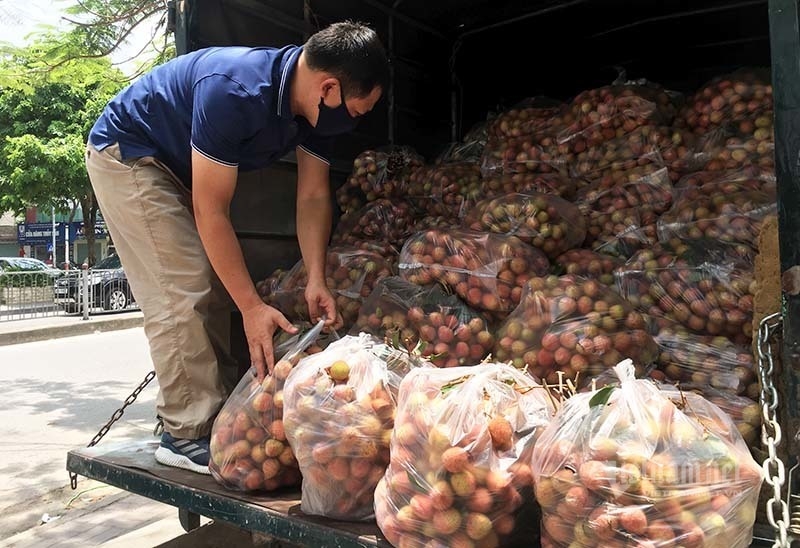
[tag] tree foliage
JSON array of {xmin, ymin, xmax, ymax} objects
[
  {"xmin": 0, "ymin": 40, "xmax": 124, "ymax": 263},
  {"xmin": 51, "ymin": 0, "xmax": 172, "ymax": 79}
]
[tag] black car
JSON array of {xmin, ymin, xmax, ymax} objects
[{"xmin": 54, "ymin": 254, "xmax": 136, "ymax": 312}]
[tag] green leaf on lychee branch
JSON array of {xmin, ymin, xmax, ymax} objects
[{"xmin": 589, "ymin": 385, "xmax": 615, "ymax": 408}]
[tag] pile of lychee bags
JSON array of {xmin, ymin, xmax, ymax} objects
[{"xmin": 210, "ymin": 325, "xmax": 763, "ymax": 548}]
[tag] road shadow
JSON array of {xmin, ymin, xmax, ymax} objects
[{"xmin": 0, "ymin": 377, "xmax": 159, "ymax": 431}]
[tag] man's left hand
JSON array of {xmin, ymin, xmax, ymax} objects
[{"xmin": 305, "ymin": 280, "xmax": 343, "ymax": 329}]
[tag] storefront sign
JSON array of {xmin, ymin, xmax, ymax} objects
[
  {"xmin": 17, "ymin": 221, "xmax": 108, "ymax": 244},
  {"xmin": 16, "ymin": 222, "xmax": 66, "ymax": 245}
]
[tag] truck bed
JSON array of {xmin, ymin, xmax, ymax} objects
[
  {"xmin": 66, "ymin": 440, "xmax": 390, "ymax": 548},
  {"xmin": 67, "ymin": 440, "xmax": 779, "ymax": 547}
]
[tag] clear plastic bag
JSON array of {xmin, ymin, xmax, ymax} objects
[
  {"xmin": 411, "ymin": 214, "xmax": 458, "ymax": 232},
  {"xmin": 616, "ymin": 241, "xmax": 756, "ymax": 344},
  {"xmin": 282, "ymin": 334, "xmax": 401, "ymax": 521},
  {"xmin": 331, "ymin": 199, "xmax": 418, "ymax": 250},
  {"xmin": 532, "ymin": 360, "xmax": 764, "ymax": 548},
  {"xmin": 657, "ymin": 184, "xmax": 776, "ymax": 251},
  {"xmin": 568, "ymin": 125, "xmax": 697, "ymax": 185},
  {"xmin": 675, "ymin": 166, "xmax": 776, "ymax": 195},
  {"xmin": 255, "ymin": 268, "xmax": 289, "ymax": 302},
  {"xmin": 375, "ymin": 363, "xmax": 555, "ymax": 548},
  {"xmin": 698, "ymin": 130, "xmax": 775, "ymax": 172},
  {"xmin": 583, "ymin": 206, "xmax": 655, "ymax": 259},
  {"xmin": 480, "ymin": 136, "xmax": 567, "ymax": 178},
  {"xmin": 554, "ymin": 249, "xmax": 624, "ymax": 286},
  {"xmin": 487, "ymin": 97, "xmax": 566, "ymax": 141},
  {"xmin": 576, "ymin": 167, "xmax": 673, "ymax": 219},
  {"xmin": 398, "ymin": 229, "xmax": 550, "ymax": 316},
  {"xmin": 493, "ymin": 275, "xmax": 658, "ymax": 383},
  {"xmin": 335, "ymin": 147, "xmax": 424, "ymax": 213},
  {"xmin": 556, "ymin": 84, "xmax": 679, "ymax": 150},
  {"xmin": 209, "ymin": 320, "xmax": 326, "ymax": 492},
  {"xmin": 462, "ymin": 192, "xmax": 586, "ymax": 260},
  {"xmin": 436, "ymin": 115, "xmax": 496, "ymax": 164},
  {"xmin": 657, "ymin": 383, "xmax": 761, "ymax": 448},
  {"xmin": 481, "ymin": 171, "xmax": 578, "ymax": 201},
  {"xmin": 353, "ymin": 277, "xmax": 494, "ymax": 367},
  {"xmin": 272, "ymin": 320, "xmax": 341, "ymax": 357},
  {"xmin": 405, "ymin": 162, "xmax": 485, "ymax": 219},
  {"xmin": 654, "ymin": 326, "xmax": 758, "ymax": 400},
  {"xmin": 267, "ymin": 247, "xmax": 393, "ymax": 330},
  {"xmin": 677, "ymin": 68, "xmax": 773, "ymax": 136},
  {"xmin": 577, "ymin": 167, "xmax": 672, "ymax": 258}
]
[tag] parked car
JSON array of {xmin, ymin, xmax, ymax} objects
[
  {"xmin": 54, "ymin": 254, "xmax": 136, "ymax": 312},
  {"xmin": 0, "ymin": 257, "xmax": 63, "ymax": 286},
  {"xmin": 57, "ymin": 260, "xmax": 82, "ymax": 271}
]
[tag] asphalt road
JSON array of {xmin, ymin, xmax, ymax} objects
[{"xmin": 0, "ymin": 327, "xmax": 162, "ymax": 540}]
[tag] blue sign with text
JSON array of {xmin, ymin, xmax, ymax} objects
[{"xmin": 17, "ymin": 222, "xmax": 107, "ymax": 244}]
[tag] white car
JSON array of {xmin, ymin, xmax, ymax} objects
[{"xmin": 0, "ymin": 257, "xmax": 63, "ymax": 279}]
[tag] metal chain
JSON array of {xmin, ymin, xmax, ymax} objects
[
  {"xmin": 757, "ymin": 312, "xmax": 792, "ymax": 547},
  {"xmin": 69, "ymin": 370, "xmax": 157, "ymax": 489}
]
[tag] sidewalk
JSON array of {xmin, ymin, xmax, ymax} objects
[
  {"xmin": 0, "ymin": 310, "xmax": 191, "ymax": 547},
  {"xmin": 0, "ymin": 481, "xmax": 195, "ymax": 548},
  {"xmin": 0, "ymin": 309, "xmax": 144, "ymax": 346}
]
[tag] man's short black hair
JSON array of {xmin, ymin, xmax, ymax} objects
[{"xmin": 305, "ymin": 21, "xmax": 389, "ymax": 99}]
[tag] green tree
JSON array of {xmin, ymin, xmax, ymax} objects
[
  {"xmin": 0, "ymin": 40, "xmax": 124, "ymax": 264},
  {"xmin": 38, "ymin": 0, "xmax": 173, "ymax": 79}
]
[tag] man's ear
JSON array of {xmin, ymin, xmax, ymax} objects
[{"xmin": 319, "ymin": 77, "xmax": 341, "ymax": 102}]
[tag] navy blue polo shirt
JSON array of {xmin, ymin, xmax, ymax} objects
[{"xmin": 89, "ymin": 45, "xmax": 331, "ymax": 187}]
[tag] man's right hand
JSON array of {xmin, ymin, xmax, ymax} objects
[{"xmin": 241, "ymin": 303, "xmax": 298, "ymax": 381}]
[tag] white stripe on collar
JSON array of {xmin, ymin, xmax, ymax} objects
[{"xmin": 277, "ymin": 48, "xmax": 300, "ymax": 117}]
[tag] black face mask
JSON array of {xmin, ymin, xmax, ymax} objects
[{"xmin": 314, "ymin": 86, "xmax": 359, "ymax": 137}]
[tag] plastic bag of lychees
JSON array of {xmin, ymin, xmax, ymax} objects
[
  {"xmin": 531, "ymin": 359, "xmax": 763, "ymax": 548},
  {"xmin": 282, "ymin": 334, "xmax": 402, "ymax": 521},
  {"xmin": 492, "ymin": 274, "xmax": 659, "ymax": 383},
  {"xmin": 353, "ymin": 276, "xmax": 495, "ymax": 367},
  {"xmin": 209, "ymin": 320, "xmax": 327, "ymax": 492},
  {"xmin": 375, "ymin": 363, "xmax": 555, "ymax": 548}
]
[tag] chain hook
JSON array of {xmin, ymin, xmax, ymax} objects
[{"xmin": 68, "ymin": 370, "xmax": 156, "ymax": 490}]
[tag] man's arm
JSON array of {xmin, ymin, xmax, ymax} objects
[
  {"xmin": 296, "ymin": 146, "xmax": 341, "ymax": 327},
  {"xmin": 191, "ymin": 150, "xmax": 297, "ymax": 379}
]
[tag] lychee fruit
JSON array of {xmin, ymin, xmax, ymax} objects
[
  {"xmin": 327, "ymin": 457, "xmax": 350, "ymax": 482},
  {"xmin": 311, "ymin": 443, "xmax": 334, "ymax": 464},
  {"xmin": 619, "ymin": 506, "xmax": 648, "ymax": 535},
  {"xmin": 410, "ymin": 493, "xmax": 435, "ymax": 520},
  {"xmin": 494, "ymin": 513, "xmax": 515, "ymax": 536},
  {"xmin": 467, "ymin": 488, "xmax": 494, "ymax": 514},
  {"xmin": 269, "ymin": 420, "xmax": 285, "ymax": 441},
  {"xmin": 329, "ymin": 360, "xmax": 350, "ymax": 382},
  {"xmin": 261, "ymin": 458, "xmax": 281, "ymax": 480},
  {"xmin": 442, "ymin": 446, "xmax": 470, "ymax": 473},
  {"xmin": 350, "ymin": 458, "xmax": 372, "ymax": 479},
  {"xmin": 485, "ymin": 469, "xmax": 512, "ymax": 492},
  {"xmin": 278, "ymin": 446, "xmax": 296, "ymax": 467},
  {"xmin": 451, "ymin": 470, "xmax": 477, "ymax": 497},
  {"xmin": 273, "ymin": 359, "xmax": 293, "ymax": 381},
  {"xmin": 431, "ymin": 480, "xmax": 455, "ymax": 511},
  {"xmin": 432, "ymin": 508, "xmax": 462, "ymax": 535},
  {"xmin": 465, "ymin": 512, "xmax": 492, "ymax": 540},
  {"xmin": 488, "ymin": 416, "xmax": 513, "ymax": 451}
]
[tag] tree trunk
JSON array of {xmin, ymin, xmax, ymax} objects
[{"xmin": 79, "ymin": 191, "xmax": 99, "ymax": 266}]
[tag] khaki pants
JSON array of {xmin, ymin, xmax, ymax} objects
[{"xmin": 85, "ymin": 143, "xmax": 236, "ymax": 439}]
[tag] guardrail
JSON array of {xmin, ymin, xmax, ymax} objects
[
  {"xmin": 0, "ymin": 268, "xmax": 137, "ymax": 322},
  {"xmin": 0, "ymin": 271, "xmax": 61, "ymax": 321}
]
